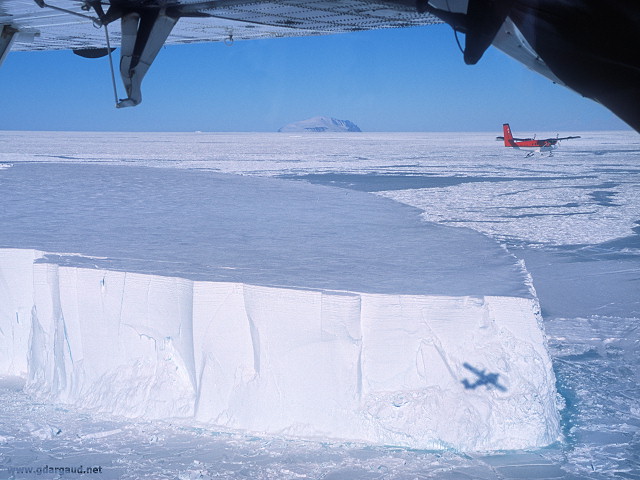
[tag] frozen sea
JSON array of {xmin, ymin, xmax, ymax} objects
[{"xmin": 0, "ymin": 130, "xmax": 639, "ymax": 479}]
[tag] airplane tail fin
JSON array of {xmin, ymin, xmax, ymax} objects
[{"xmin": 502, "ymin": 123, "xmax": 516, "ymax": 147}]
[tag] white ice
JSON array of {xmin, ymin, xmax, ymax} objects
[
  {"xmin": 0, "ymin": 159, "xmax": 559, "ymax": 452},
  {"xmin": 0, "ymin": 129, "xmax": 638, "ymax": 479}
]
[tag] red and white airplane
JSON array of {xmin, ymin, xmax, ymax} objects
[{"xmin": 497, "ymin": 124, "xmax": 580, "ymax": 157}]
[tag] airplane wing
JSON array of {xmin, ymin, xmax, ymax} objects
[
  {"xmin": 1, "ymin": 0, "xmax": 638, "ymax": 131},
  {"xmin": 2, "ymin": 0, "xmax": 442, "ymax": 53},
  {"xmin": 555, "ymin": 136, "xmax": 581, "ymax": 141},
  {"xmin": 538, "ymin": 135, "xmax": 581, "ymax": 142}
]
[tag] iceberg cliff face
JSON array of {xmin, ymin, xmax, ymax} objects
[
  {"xmin": 278, "ymin": 116, "xmax": 361, "ymax": 133},
  {"xmin": 0, "ymin": 249, "xmax": 560, "ymax": 451}
]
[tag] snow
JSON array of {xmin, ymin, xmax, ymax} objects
[
  {"xmin": 0, "ymin": 129, "xmax": 638, "ymax": 478},
  {"xmin": 0, "ymin": 162, "xmax": 558, "ymax": 451},
  {"xmin": 0, "ymin": 163, "xmax": 531, "ymax": 296}
]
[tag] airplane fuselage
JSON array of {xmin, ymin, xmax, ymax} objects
[{"xmin": 508, "ymin": 139, "xmax": 559, "ymax": 153}]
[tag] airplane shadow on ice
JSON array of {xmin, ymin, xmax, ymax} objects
[{"xmin": 461, "ymin": 363, "xmax": 507, "ymax": 392}]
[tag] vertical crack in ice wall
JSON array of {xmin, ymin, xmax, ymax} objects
[{"xmin": 244, "ymin": 288, "xmax": 262, "ymax": 379}]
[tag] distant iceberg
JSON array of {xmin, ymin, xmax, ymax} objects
[{"xmin": 278, "ymin": 116, "xmax": 362, "ymax": 133}]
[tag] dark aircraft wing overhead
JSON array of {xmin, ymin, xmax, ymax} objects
[
  {"xmin": 0, "ymin": 0, "xmax": 638, "ymax": 130},
  {"xmin": 506, "ymin": 1, "xmax": 640, "ymax": 133}
]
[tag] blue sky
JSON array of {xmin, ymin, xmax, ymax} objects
[{"xmin": 0, "ymin": 24, "xmax": 631, "ymax": 132}]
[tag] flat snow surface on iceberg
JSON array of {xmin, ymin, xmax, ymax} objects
[{"xmin": 0, "ymin": 162, "xmax": 529, "ymax": 297}]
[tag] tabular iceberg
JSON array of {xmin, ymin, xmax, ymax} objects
[
  {"xmin": 0, "ymin": 164, "xmax": 560, "ymax": 451},
  {"xmin": 278, "ymin": 116, "xmax": 361, "ymax": 133}
]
